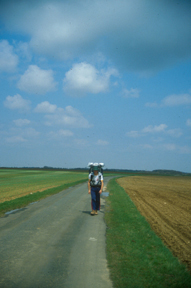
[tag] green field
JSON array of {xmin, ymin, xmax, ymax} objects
[
  {"xmin": 0, "ymin": 169, "xmax": 87, "ymax": 202},
  {"xmin": 105, "ymin": 178, "xmax": 191, "ymax": 288},
  {"xmin": 0, "ymin": 169, "xmax": 87, "ymax": 216},
  {"xmin": 2, "ymin": 169, "xmax": 191, "ymax": 288}
]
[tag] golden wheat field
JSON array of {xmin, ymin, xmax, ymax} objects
[
  {"xmin": 117, "ymin": 176, "xmax": 191, "ymax": 271},
  {"xmin": 0, "ymin": 169, "xmax": 87, "ymax": 203}
]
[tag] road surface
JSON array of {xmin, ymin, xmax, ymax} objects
[{"xmin": 0, "ymin": 177, "xmax": 113, "ymax": 288}]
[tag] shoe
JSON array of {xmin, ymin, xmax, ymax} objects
[
  {"xmin": 95, "ymin": 210, "xmax": 98, "ymax": 215},
  {"xmin": 91, "ymin": 210, "xmax": 95, "ymax": 215}
]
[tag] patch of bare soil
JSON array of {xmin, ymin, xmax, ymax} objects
[{"xmin": 117, "ymin": 176, "xmax": 191, "ymax": 271}]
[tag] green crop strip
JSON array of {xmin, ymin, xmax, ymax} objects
[
  {"xmin": 105, "ymin": 178, "xmax": 191, "ymax": 288},
  {"xmin": 0, "ymin": 178, "xmax": 87, "ymax": 217}
]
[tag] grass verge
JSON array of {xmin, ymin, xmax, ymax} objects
[
  {"xmin": 0, "ymin": 179, "xmax": 87, "ymax": 217},
  {"xmin": 105, "ymin": 178, "xmax": 191, "ymax": 288}
]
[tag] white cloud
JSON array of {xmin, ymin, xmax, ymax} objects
[
  {"xmin": 34, "ymin": 101, "xmax": 89, "ymax": 127},
  {"xmin": 59, "ymin": 129, "xmax": 73, "ymax": 137},
  {"xmin": 123, "ymin": 88, "xmax": 140, "ymax": 98},
  {"xmin": 145, "ymin": 102, "xmax": 158, "ymax": 108},
  {"xmin": 142, "ymin": 124, "xmax": 167, "ymax": 133},
  {"xmin": 96, "ymin": 139, "xmax": 109, "ymax": 145},
  {"xmin": 162, "ymin": 144, "xmax": 177, "ymax": 151},
  {"xmin": 4, "ymin": 94, "xmax": 31, "ymax": 111},
  {"xmin": 162, "ymin": 93, "xmax": 191, "ymax": 106},
  {"xmin": 74, "ymin": 139, "xmax": 89, "ymax": 147},
  {"xmin": 166, "ymin": 129, "xmax": 182, "ymax": 138},
  {"xmin": 49, "ymin": 129, "xmax": 74, "ymax": 138},
  {"xmin": 161, "ymin": 144, "xmax": 190, "ymax": 154},
  {"xmin": 40, "ymin": 103, "xmax": 91, "ymax": 128},
  {"xmin": 186, "ymin": 119, "xmax": 191, "ymax": 127},
  {"xmin": 13, "ymin": 119, "xmax": 31, "ymax": 127},
  {"xmin": 63, "ymin": 62, "xmax": 118, "ymax": 96},
  {"xmin": 34, "ymin": 101, "xmax": 57, "ymax": 113},
  {"xmin": 142, "ymin": 125, "xmax": 182, "ymax": 138},
  {"xmin": 1, "ymin": 1, "xmax": 191, "ymax": 72},
  {"xmin": 127, "ymin": 124, "xmax": 182, "ymax": 139},
  {"xmin": 0, "ymin": 40, "xmax": 18, "ymax": 73},
  {"xmin": 146, "ymin": 92, "xmax": 191, "ymax": 108},
  {"xmin": 126, "ymin": 131, "xmax": 140, "ymax": 138},
  {"xmin": 16, "ymin": 41, "xmax": 32, "ymax": 62},
  {"xmin": 17, "ymin": 65, "xmax": 57, "ymax": 95},
  {"xmin": 5, "ymin": 127, "xmax": 39, "ymax": 143},
  {"xmin": 6, "ymin": 136, "xmax": 27, "ymax": 143},
  {"xmin": 23, "ymin": 128, "xmax": 40, "ymax": 138}
]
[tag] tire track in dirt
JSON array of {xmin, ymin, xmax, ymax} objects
[{"xmin": 117, "ymin": 176, "xmax": 191, "ymax": 270}]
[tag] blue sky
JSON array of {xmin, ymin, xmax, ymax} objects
[{"xmin": 0, "ymin": 0, "xmax": 191, "ymax": 172}]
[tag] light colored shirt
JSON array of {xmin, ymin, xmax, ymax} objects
[{"xmin": 89, "ymin": 172, "xmax": 103, "ymax": 185}]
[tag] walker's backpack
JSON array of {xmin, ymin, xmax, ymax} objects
[
  {"xmin": 88, "ymin": 162, "xmax": 104, "ymax": 175},
  {"xmin": 88, "ymin": 162, "xmax": 104, "ymax": 186}
]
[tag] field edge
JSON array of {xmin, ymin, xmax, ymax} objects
[
  {"xmin": 104, "ymin": 177, "xmax": 191, "ymax": 288},
  {"xmin": 0, "ymin": 178, "xmax": 87, "ymax": 217}
]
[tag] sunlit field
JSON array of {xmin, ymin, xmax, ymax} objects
[
  {"xmin": 0, "ymin": 169, "xmax": 87, "ymax": 203},
  {"xmin": 117, "ymin": 176, "xmax": 191, "ymax": 271}
]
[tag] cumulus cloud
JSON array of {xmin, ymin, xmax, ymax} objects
[
  {"xmin": 162, "ymin": 93, "xmax": 191, "ymax": 106},
  {"xmin": 126, "ymin": 131, "xmax": 140, "ymax": 138},
  {"xmin": 34, "ymin": 101, "xmax": 57, "ymax": 113},
  {"xmin": 162, "ymin": 144, "xmax": 177, "ymax": 151},
  {"xmin": 161, "ymin": 144, "xmax": 190, "ymax": 154},
  {"xmin": 145, "ymin": 102, "xmax": 158, "ymax": 108},
  {"xmin": 48, "ymin": 129, "xmax": 74, "ymax": 138},
  {"xmin": 74, "ymin": 139, "xmax": 89, "ymax": 147},
  {"xmin": 186, "ymin": 119, "xmax": 191, "ymax": 127},
  {"xmin": 122, "ymin": 88, "xmax": 140, "ymax": 98},
  {"xmin": 17, "ymin": 65, "xmax": 57, "ymax": 95},
  {"xmin": 5, "ymin": 127, "xmax": 39, "ymax": 143},
  {"xmin": 127, "ymin": 124, "xmax": 182, "ymax": 138},
  {"xmin": 0, "ymin": 40, "xmax": 18, "ymax": 72},
  {"xmin": 59, "ymin": 129, "xmax": 73, "ymax": 137},
  {"xmin": 146, "ymin": 92, "xmax": 191, "ymax": 108},
  {"xmin": 6, "ymin": 136, "xmax": 27, "ymax": 143},
  {"xmin": 15, "ymin": 41, "xmax": 32, "ymax": 62},
  {"xmin": 166, "ymin": 129, "xmax": 182, "ymax": 138},
  {"xmin": 45, "ymin": 106, "xmax": 91, "ymax": 128},
  {"xmin": 127, "ymin": 124, "xmax": 167, "ymax": 137},
  {"xmin": 96, "ymin": 139, "xmax": 109, "ymax": 145},
  {"xmin": 35, "ymin": 101, "xmax": 91, "ymax": 128},
  {"xmin": 13, "ymin": 119, "xmax": 31, "ymax": 126},
  {"xmin": 4, "ymin": 94, "xmax": 31, "ymax": 111},
  {"xmin": 23, "ymin": 127, "xmax": 40, "ymax": 138},
  {"xmin": 141, "ymin": 144, "xmax": 153, "ymax": 150},
  {"xmin": 1, "ymin": 1, "xmax": 190, "ymax": 72},
  {"xmin": 63, "ymin": 62, "xmax": 118, "ymax": 96},
  {"xmin": 142, "ymin": 124, "xmax": 167, "ymax": 133}
]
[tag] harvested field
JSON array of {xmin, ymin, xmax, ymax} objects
[{"xmin": 117, "ymin": 176, "xmax": 191, "ymax": 271}]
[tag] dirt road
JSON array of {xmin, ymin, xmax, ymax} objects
[{"xmin": 0, "ymin": 179, "xmax": 113, "ymax": 288}]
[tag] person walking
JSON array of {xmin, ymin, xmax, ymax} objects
[{"xmin": 88, "ymin": 165, "xmax": 103, "ymax": 215}]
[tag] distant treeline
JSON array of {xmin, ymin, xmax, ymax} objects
[{"xmin": 0, "ymin": 166, "xmax": 190, "ymax": 176}]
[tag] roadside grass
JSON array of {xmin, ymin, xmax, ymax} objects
[
  {"xmin": 105, "ymin": 178, "xmax": 191, "ymax": 288},
  {"xmin": 0, "ymin": 169, "xmax": 87, "ymax": 216}
]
